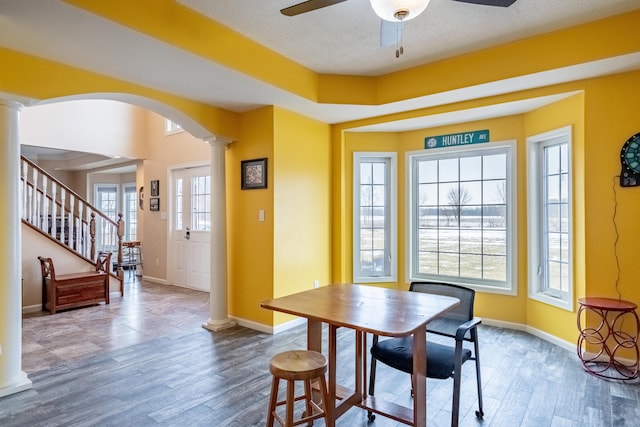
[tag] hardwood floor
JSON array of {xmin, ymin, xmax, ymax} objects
[{"xmin": 1, "ymin": 279, "xmax": 639, "ymax": 426}]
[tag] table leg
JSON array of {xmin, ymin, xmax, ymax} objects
[
  {"xmin": 325, "ymin": 324, "xmax": 337, "ymax": 427},
  {"xmin": 412, "ymin": 328, "xmax": 427, "ymax": 427},
  {"xmin": 307, "ymin": 319, "xmax": 322, "ymax": 352},
  {"xmin": 355, "ymin": 330, "xmax": 363, "ymax": 400}
]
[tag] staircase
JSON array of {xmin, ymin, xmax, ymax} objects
[{"xmin": 20, "ymin": 155, "xmax": 125, "ymax": 284}]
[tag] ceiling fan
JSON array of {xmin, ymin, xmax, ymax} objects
[
  {"xmin": 280, "ymin": 0, "xmax": 517, "ymax": 16},
  {"xmin": 281, "ymin": 0, "xmax": 518, "ymax": 57}
]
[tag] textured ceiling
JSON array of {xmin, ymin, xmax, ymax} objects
[{"xmin": 178, "ymin": 0, "xmax": 640, "ymax": 76}]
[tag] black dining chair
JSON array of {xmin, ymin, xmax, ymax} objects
[{"xmin": 368, "ymin": 281, "xmax": 484, "ymax": 426}]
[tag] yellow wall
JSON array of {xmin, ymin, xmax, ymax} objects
[
  {"xmin": 227, "ymin": 107, "xmax": 275, "ymax": 325},
  {"xmin": 580, "ymin": 70, "xmax": 640, "ymax": 356},
  {"xmin": 523, "ymin": 93, "xmax": 585, "ymax": 343},
  {"xmin": 272, "ymin": 107, "xmax": 332, "ymax": 323},
  {"xmin": 583, "ymin": 71, "xmax": 640, "ymax": 301},
  {"xmin": 226, "ymin": 106, "xmax": 332, "ymax": 326}
]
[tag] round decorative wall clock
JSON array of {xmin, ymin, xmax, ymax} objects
[{"xmin": 620, "ymin": 132, "xmax": 640, "ymax": 187}]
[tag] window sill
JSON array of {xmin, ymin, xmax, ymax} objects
[
  {"xmin": 529, "ymin": 291, "xmax": 573, "ymax": 311},
  {"xmin": 354, "ymin": 276, "xmax": 396, "ymax": 284}
]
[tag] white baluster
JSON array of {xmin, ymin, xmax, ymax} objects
[
  {"xmin": 77, "ymin": 202, "xmax": 84, "ymax": 256},
  {"xmin": 86, "ymin": 206, "xmax": 92, "ymax": 257},
  {"xmin": 59, "ymin": 188, "xmax": 66, "ymax": 245},
  {"xmin": 21, "ymin": 160, "xmax": 27, "ymax": 221},
  {"xmin": 42, "ymin": 175, "xmax": 48, "ymax": 233},
  {"xmin": 31, "ymin": 166, "xmax": 37, "ymax": 224},
  {"xmin": 68, "ymin": 195, "xmax": 75, "ymax": 250},
  {"xmin": 50, "ymin": 181, "xmax": 57, "ymax": 238}
]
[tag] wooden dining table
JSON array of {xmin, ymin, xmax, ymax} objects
[{"xmin": 260, "ymin": 283, "xmax": 460, "ymax": 427}]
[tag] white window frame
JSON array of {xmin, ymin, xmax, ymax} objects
[
  {"xmin": 406, "ymin": 141, "xmax": 517, "ymax": 295},
  {"xmin": 94, "ymin": 184, "xmax": 118, "ymax": 251},
  {"xmin": 353, "ymin": 152, "xmax": 397, "ymax": 283},
  {"xmin": 527, "ymin": 126, "xmax": 573, "ymax": 311},
  {"xmin": 165, "ymin": 119, "xmax": 183, "ymax": 135},
  {"xmin": 123, "ymin": 183, "xmax": 138, "ymax": 241},
  {"xmin": 94, "ymin": 184, "xmax": 118, "ymax": 221}
]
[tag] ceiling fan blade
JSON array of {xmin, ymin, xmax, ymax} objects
[
  {"xmin": 452, "ymin": 0, "xmax": 517, "ymax": 6},
  {"xmin": 380, "ymin": 19, "xmax": 403, "ymax": 48},
  {"xmin": 280, "ymin": 0, "xmax": 349, "ymax": 17}
]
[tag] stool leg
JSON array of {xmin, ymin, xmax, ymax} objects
[
  {"xmin": 318, "ymin": 375, "xmax": 331, "ymax": 425},
  {"xmin": 303, "ymin": 379, "xmax": 314, "ymax": 425},
  {"xmin": 266, "ymin": 376, "xmax": 279, "ymax": 427},
  {"xmin": 286, "ymin": 379, "xmax": 295, "ymax": 427}
]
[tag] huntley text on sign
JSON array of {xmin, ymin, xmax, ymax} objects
[{"xmin": 424, "ymin": 130, "xmax": 490, "ymax": 149}]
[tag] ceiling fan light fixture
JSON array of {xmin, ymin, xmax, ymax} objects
[{"xmin": 370, "ymin": 0, "xmax": 431, "ymax": 22}]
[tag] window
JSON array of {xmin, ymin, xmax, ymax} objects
[
  {"xmin": 175, "ymin": 177, "xmax": 183, "ymax": 231},
  {"xmin": 408, "ymin": 142, "xmax": 516, "ymax": 293},
  {"xmin": 353, "ymin": 152, "xmax": 397, "ymax": 282},
  {"xmin": 527, "ymin": 126, "xmax": 572, "ymax": 310},
  {"xmin": 190, "ymin": 175, "xmax": 211, "ymax": 231},
  {"xmin": 123, "ymin": 184, "xmax": 137, "ymax": 241},
  {"xmin": 165, "ymin": 119, "xmax": 182, "ymax": 135},
  {"xmin": 95, "ymin": 185, "xmax": 118, "ymax": 220},
  {"xmin": 94, "ymin": 184, "xmax": 118, "ymax": 251}
]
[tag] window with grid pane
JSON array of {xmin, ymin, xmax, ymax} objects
[
  {"xmin": 95, "ymin": 185, "xmax": 118, "ymax": 250},
  {"xmin": 175, "ymin": 178, "xmax": 183, "ymax": 231},
  {"xmin": 190, "ymin": 175, "xmax": 211, "ymax": 231},
  {"xmin": 124, "ymin": 184, "xmax": 137, "ymax": 241},
  {"xmin": 409, "ymin": 143, "xmax": 515, "ymax": 292},
  {"xmin": 527, "ymin": 127, "xmax": 572, "ymax": 310},
  {"xmin": 353, "ymin": 152, "xmax": 397, "ymax": 282}
]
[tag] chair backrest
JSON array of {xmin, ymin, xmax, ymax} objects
[
  {"xmin": 410, "ymin": 281, "xmax": 475, "ymax": 339},
  {"xmin": 95, "ymin": 251, "xmax": 112, "ymax": 273},
  {"xmin": 37, "ymin": 256, "xmax": 55, "ymax": 280}
]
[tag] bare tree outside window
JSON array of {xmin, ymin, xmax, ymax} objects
[{"xmin": 447, "ymin": 186, "xmax": 472, "ymax": 225}]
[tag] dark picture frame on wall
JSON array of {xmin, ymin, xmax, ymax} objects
[
  {"xmin": 241, "ymin": 158, "xmax": 268, "ymax": 190},
  {"xmin": 150, "ymin": 197, "xmax": 160, "ymax": 211},
  {"xmin": 150, "ymin": 180, "xmax": 159, "ymax": 197}
]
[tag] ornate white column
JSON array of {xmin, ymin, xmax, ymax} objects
[
  {"xmin": 202, "ymin": 136, "xmax": 236, "ymax": 332},
  {"xmin": 0, "ymin": 99, "xmax": 32, "ymax": 397}
]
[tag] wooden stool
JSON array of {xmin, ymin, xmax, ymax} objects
[{"xmin": 266, "ymin": 350, "xmax": 330, "ymax": 427}]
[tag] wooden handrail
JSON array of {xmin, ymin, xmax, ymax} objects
[
  {"xmin": 21, "ymin": 156, "xmax": 84, "ymax": 201},
  {"xmin": 20, "ymin": 155, "xmax": 124, "ymax": 277}
]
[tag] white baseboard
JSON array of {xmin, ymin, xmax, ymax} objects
[
  {"xmin": 234, "ymin": 315, "xmax": 579, "ymax": 353},
  {"xmin": 229, "ymin": 316, "xmax": 271, "ymax": 334},
  {"xmin": 22, "ymin": 304, "xmax": 42, "ymax": 314},
  {"xmin": 231, "ymin": 316, "xmax": 306, "ymax": 335},
  {"xmin": 482, "ymin": 318, "xmax": 576, "ymax": 353},
  {"xmin": 580, "ymin": 350, "xmax": 638, "ymax": 367},
  {"xmin": 141, "ymin": 275, "xmax": 169, "ymax": 285}
]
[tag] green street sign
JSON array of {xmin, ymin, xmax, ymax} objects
[{"xmin": 424, "ymin": 130, "xmax": 490, "ymax": 149}]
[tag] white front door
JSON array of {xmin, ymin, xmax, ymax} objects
[{"xmin": 169, "ymin": 166, "xmax": 211, "ymax": 291}]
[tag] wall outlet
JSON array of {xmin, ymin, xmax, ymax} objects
[
  {"xmin": 314, "ymin": 280, "xmax": 320, "ymax": 288},
  {"xmin": 155, "ymin": 258, "xmax": 160, "ymax": 267}
]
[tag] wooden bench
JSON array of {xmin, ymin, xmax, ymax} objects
[{"xmin": 38, "ymin": 252, "xmax": 112, "ymax": 315}]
